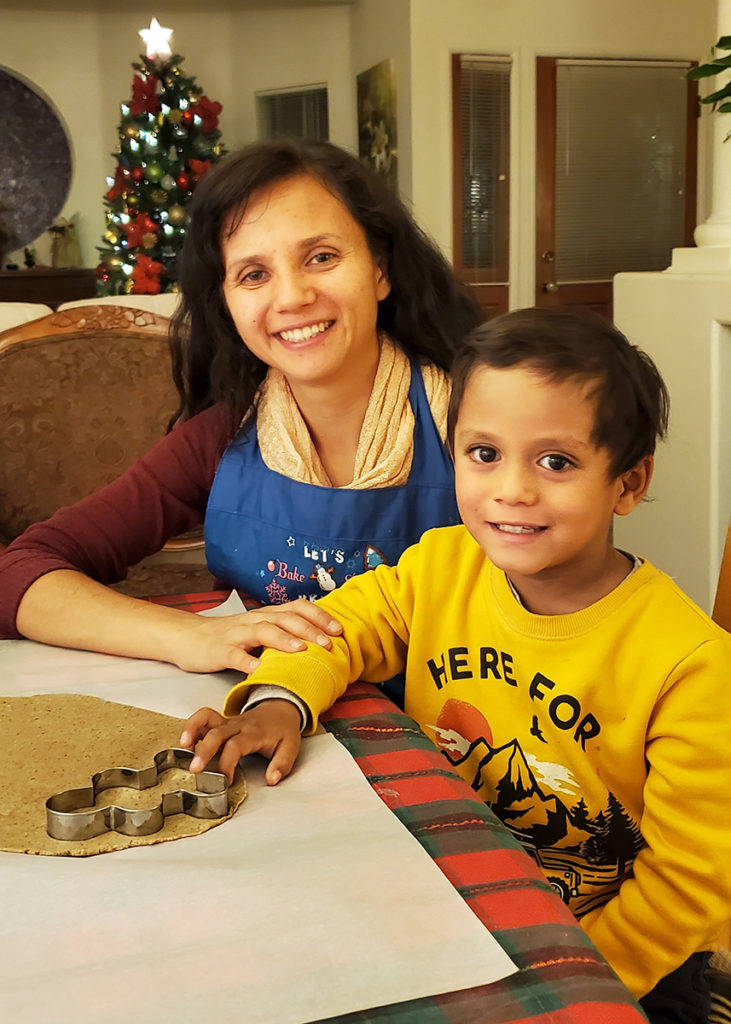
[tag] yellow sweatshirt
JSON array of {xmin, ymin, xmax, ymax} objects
[{"xmin": 224, "ymin": 525, "xmax": 731, "ymax": 999}]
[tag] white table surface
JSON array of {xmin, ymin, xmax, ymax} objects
[{"xmin": 0, "ymin": 638, "xmax": 516, "ymax": 1024}]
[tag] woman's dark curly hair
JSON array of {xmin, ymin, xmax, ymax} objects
[{"xmin": 168, "ymin": 138, "xmax": 482, "ymax": 427}]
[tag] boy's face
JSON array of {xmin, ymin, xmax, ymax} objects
[{"xmin": 453, "ymin": 364, "xmax": 642, "ymax": 607}]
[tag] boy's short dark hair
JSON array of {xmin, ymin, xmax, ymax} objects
[{"xmin": 447, "ymin": 306, "xmax": 669, "ymax": 476}]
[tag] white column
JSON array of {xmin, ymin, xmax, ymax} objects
[{"xmin": 694, "ymin": 0, "xmax": 731, "ymax": 248}]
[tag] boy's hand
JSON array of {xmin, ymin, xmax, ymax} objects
[{"xmin": 180, "ymin": 700, "xmax": 302, "ymax": 786}]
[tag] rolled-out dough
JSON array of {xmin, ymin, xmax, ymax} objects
[{"xmin": 0, "ymin": 693, "xmax": 246, "ymax": 857}]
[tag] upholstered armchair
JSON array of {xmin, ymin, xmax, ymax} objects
[{"xmin": 0, "ymin": 303, "xmax": 215, "ymax": 597}]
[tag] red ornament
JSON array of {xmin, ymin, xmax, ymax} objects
[
  {"xmin": 181, "ymin": 109, "xmax": 194, "ymax": 126},
  {"xmin": 131, "ymin": 254, "xmax": 163, "ymax": 294},
  {"xmin": 131, "ymin": 166, "xmax": 144, "ymax": 181},
  {"xmin": 95, "ymin": 263, "xmax": 108, "ymax": 280},
  {"xmin": 176, "ymin": 172, "xmax": 190, "ymax": 190},
  {"xmin": 187, "ymin": 158, "xmax": 211, "ymax": 182},
  {"xmin": 130, "ymin": 73, "xmax": 160, "ymax": 116},
  {"xmin": 189, "ymin": 95, "xmax": 222, "ymax": 133}
]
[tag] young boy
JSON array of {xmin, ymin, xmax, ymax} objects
[{"xmin": 182, "ymin": 308, "xmax": 731, "ymax": 1018}]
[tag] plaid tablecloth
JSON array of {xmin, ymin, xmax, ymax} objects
[{"xmin": 154, "ymin": 591, "xmax": 648, "ymax": 1023}]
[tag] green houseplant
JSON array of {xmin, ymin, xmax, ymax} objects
[{"xmin": 688, "ymin": 36, "xmax": 731, "ymax": 141}]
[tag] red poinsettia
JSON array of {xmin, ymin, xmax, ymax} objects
[
  {"xmin": 123, "ymin": 213, "xmax": 158, "ymax": 249},
  {"xmin": 105, "ymin": 165, "xmax": 132, "ymax": 201},
  {"xmin": 189, "ymin": 94, "xmax": 222, "ymax": 132},
  {"xmin": 130, "ymin": 73, "xmax": 160, "ymax": 116},
  {"xmin": 187, "ymin": 158, "xmax": 212, "ymax": 183},
  {"xmin": 131, "ymin": 254, "xmax": 164, "ymax": 294}
]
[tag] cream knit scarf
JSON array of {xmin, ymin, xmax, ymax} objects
[{"xmin": 255, "ymin": 337, "xmax": 450, "ymax": 489}]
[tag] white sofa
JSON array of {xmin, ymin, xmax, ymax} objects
[{"xmin": 0, "ymin": 293, "xmax": 181, "ymax": 333}]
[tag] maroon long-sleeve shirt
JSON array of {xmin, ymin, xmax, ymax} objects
[{"xmin": 0, "ymin": 404, "xmax": 234, "ymax": 638}]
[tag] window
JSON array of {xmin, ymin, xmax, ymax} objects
[
  {"xmin": 257, "ymin": 86, "xmax": 329, "ymax": 141},
  {"xmin": 452, "ymin": 54, "xmax": 511, "ymax": 318}
]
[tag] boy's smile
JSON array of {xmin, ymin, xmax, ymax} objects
[{"xmin": 453, "ymin": 364, "xmax": 650, "ymax": 614}]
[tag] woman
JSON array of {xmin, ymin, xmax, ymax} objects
[{"xmin": 0, "ymin": 140, "xmax": 482, "ymax": 674}]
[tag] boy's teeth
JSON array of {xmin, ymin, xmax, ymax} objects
[
  {"xmin": 280, "ymin": 321, "xmax": 330, "ymax": 342},
  {"xmin": 497, "ymin": 523, "xmax": 541, "ymax": 534}
]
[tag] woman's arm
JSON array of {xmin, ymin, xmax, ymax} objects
[
  {"xmin": 16, "ymin": 570, "xmax": 340, "ymax": 673},
  {"xmin": 3, "ymin": 404, "xmax": 341, "ymax": 666},
  {"xmin": 0, "ymin": 404, "xmax": 228, "ymax": 638}
]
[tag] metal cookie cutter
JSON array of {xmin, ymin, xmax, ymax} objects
[{"xmin": 46, "ymin": 748, "xmax": 229, "ymax": 841}]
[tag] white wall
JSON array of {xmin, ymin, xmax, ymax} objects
[
  {"xmin": 350, "ymin": 0, "xmax": 412, "ymax": 201},
  {"xmin": 228, "ymin": 4, "xmax": 352, "ymax": 151},
  {"xmin": 409, "ymin": 0, "xmax": 717, "ymax": 307},
  {"xmin": 614, "ymin": 265, "xmax": 731, "ymax": 612},
  {"xmin": 0, "ymin": 8, "xmax": 106, "ymax": 266},
  {"xmin": 0, "ymin": 0, "xmax": 718, "ymax": 294},
  {"xmin": 0, "ymin": 2, "xmax": 352, "ymax": 267}
]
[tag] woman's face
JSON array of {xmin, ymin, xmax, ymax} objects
[{"xmin": 221, "ymin": 173, "xmax": 390, "ymax": 396}]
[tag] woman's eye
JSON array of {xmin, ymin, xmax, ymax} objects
[
  {"xmin": 310, "ymin": 251, "xmax": 338, "ymax": 266},
  {"xmin": 539, "ymin": 454, "xmax": 572, "ymax": 472},
  {"xmin": 241, "ymin": 268, "xmax": 267, "ymax": 285},
  {"xmin": 469, "ymin": 446, "xmax": 499, "ymax": 465}
]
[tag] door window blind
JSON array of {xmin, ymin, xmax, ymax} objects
[
  {"xmin": 555, "ymin": 61, "xmax": 690, "ymax": 282},
  {"xmin": 456, "ymin": 56, "xmax": 510, "ymax": 283}
]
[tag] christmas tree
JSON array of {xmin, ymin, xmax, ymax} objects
[{"xmin": 96, "ymin": 19, "xmax": 224, "ymax": 295}]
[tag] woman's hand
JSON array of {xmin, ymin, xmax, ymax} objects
[
  {"xmin": 169, "ymin": 599, "xmax": 342, "ymax": 674},
  {"xmin": 180, "ymin": 700, "xmax": 302, "ymax": 785}
]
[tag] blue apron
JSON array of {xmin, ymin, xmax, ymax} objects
[{"xmin": 205, "ymin": 362, "xmax": 459, "ymax": 603}]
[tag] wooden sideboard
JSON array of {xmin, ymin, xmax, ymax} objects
[{"xmin": 0, "ymin": 268, "xmax": 97, "ymax": 308}]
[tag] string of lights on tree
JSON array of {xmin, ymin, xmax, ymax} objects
[{"xmin": 96, "ymin": 18, "xmax": 224, "ymax": 295}]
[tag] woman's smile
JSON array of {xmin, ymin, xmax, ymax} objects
[{"xmin": 276, "ymin": 320, "xmax": 335, "ymax": 344}]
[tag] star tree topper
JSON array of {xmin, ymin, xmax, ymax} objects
[{"xmin": 139, "ymin": 17, "xmax": 173, "ymax": 59}]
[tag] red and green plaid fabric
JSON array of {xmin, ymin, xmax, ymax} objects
[
  {"xmin": 156, "ymin": 592, "xmax": 648, "ymax": 1023},
  {"xmin": 320, "ymin": 684, "xmax": 647, "ymax": 1023},
  {"xmin": 149, "ymin": 589, "xmax": 258, "ymax": 613}
]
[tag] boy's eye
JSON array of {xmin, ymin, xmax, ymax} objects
[
  {"xmin": 469, "ymin": 445, "xmax": 499, "ymax": 465},
  {"xmin": 539, "ymin": 454, "xmax": 572, "ymax": 472}
]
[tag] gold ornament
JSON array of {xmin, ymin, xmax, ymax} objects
[
  {"xmin": 151, "ymin": 188, "xmax": 168, "ymax": 204},
  {"xmin": 169, "ymin": 282, "xmax": 179, "ymax": 293},
  {"xmin": 142, "ymin": 232, "xmax": 157, "ymax": 249},
  {"xmin": 122, "ymin": 123, "xmax": 140, "ymax": 140},
  {"xmin": 168, "ymin": 109, "xmax": 183, "ymax": 124},
  {"xmin": 105, "ymin": 228, "xmax": 120, "ymax": 244},
  {"xmin": 108, "ymin": 255, "xmax": 124, "ymax": 270},
  {"xmin": 126, "ymin": 195, "xmax": 139, "ymax": 208},
  {"xmin": 167, "ymin": 204, "xmax": 187, "ymax": 226},
  {"xmin": 124, "ymin": 278, "xmax": 135, "ymax": 294}
]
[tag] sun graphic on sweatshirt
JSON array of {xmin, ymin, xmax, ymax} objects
[{"xmin": 426, "ymin": 699, "xmax": 493, "ymax": 758}]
